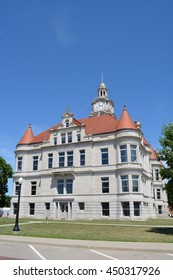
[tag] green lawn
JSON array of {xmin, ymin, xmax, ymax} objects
[{"xmin": 0, "ymin": 218, "xmax": 173, "ymax": 243}]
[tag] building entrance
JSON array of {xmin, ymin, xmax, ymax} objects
[
  {"xmin": 60, "ymin": 202, "xmax": 68, "ymax": 219},
  {"xmin": 55, "ymin": 201, "xmax": 73, "ymax": 220}
]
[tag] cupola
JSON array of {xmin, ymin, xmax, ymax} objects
[{"xmin": 97, "ymin": 82, "xmax": 108, "ymax": 98}]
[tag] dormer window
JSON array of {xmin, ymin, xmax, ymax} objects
[
  {"xmin": 65, "ymin": 120, "xmax": 69, "ymax": 128},
  {"xmin": 61, "ymin": 108, "xmax": 73, "ymax": 128}
]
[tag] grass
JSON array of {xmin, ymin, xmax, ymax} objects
[{"xmin": 0, "ymin": 218, "xmax": 173, "ymax": 243}]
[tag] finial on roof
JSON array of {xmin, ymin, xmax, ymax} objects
[
  {"xmin": 101, "ymin": 72, "xmax": 104, "ymax": 83},
  {"xmin": 29, "ymin": 123, "xmax": 32, "ymax": 128},
  {"xmin": 62, "ymin": 106, "xmax": 73, "ymax": 119},
  {"xmin": 18, "ymin": 124, "xmax": 34, "ymax": 145},
  {"xmin": 135, "ymin": 120, "xmax": 142, "ymax": 129},
  {"xmin": 66, "ymin": 106, "xmax": 70, "ymax": 113},
  {"xmin": 116, "ymin": 105, "xmax": 137, "ymax": 131}
]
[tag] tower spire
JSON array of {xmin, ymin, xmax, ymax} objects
[{"xmin": 101, "ymin": 72, "xmax": 104, "ymax": 83}]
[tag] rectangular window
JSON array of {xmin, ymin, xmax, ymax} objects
[
  {"xmin": 78, "ymin": 202, "xmax": 85, "ymax": 210},
  {"xmin": 155, "ymin": 169, "xmax": 160, "ymax": 181},
  {"xmin": 122, "ymin": 202, "xmax": 130, "ymax": 216},
  {"xmin": 121, "ymin": 175, "xmax": 129, "ymax": 192},
  {"xmin": 80, "ymin": 149, "xmax": 85, "ymax": 166},
  {"xmin": 65, "ymin": 120, "xmax": 69, "ymax": 128},
  {"xmin": 33, "ymin": 156, "xmax": 38, "ymax": 171},
  {"xmin": 156, "ymin": 188, "xmax": 161, "ymax": 199},
  {"xmin": 53, "ymin": 137, "xmax": 57, "ymax": 145},
  {"xmin": 132, "ymin": 175, "xmax": 139, "ymax": 192},
  {"xmin": 66, "ymin": 179, "xmax": 73, "ymax": 194},
  {"xmin": 31, "ymin": 181, "xmax": 37, "ymax": 195},
  {"xmin": 59, "ymin": 152, "xmax": 65, "ymax": 167},
  {"xmin": 67, "ymin": 132, "xmax": 72, "ymax": 143},
  {"xmin": 58, "ymin": 179, "xmax": 64, "ymax": 194},
  {"xmin": 61, "ymin": 133, "xmax": 66, "ymax": 144},
  {"xmin": 120, "ymin": 145, "xmax": 127, "ymax": 162},
  {"xmin": 29, "ymin": 203, "xmax": 35, "ymax": 215},
  {"xmin": 67, "ymin": 151, "xmax": 73, "ymax": 166},
  {"xmin": 134, "ymin": 202, "xmax": 140, "ymax": 216},
  {"xmin": 15, "ymin": 182, "xmax": 20, "ymax": 195},
  {"xmin": 45, "ymin": 203, "xmax": 50, "ymax": 210},
  {"xmin": 48, "ymin": 153, "xmax": 53, "ymax": 169},
  {"xmin": 130, "ymin": 145, "xmax": 137, "ymax": 162},
  {"xmin": 101, "ymin": 148, "xmax": 109, "ymax": 165},
  {"xmin": 77, "ymin": 133, "xmax": 81, "ymax": 142},
  {"xmin": 101, "ymin": 202, "xmax": 110, "ymax": 216},
  {"xmin": 101, "ymin": 177, "xmax": 109, "ymax": 193},
  {"xmin": 17, "ymin": 157, "xmax": 23, "ymax": 171}
]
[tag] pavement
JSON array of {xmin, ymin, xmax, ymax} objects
[{"xmin": 0, "ymin": 234, "xmax": 173, "ymax": 254}]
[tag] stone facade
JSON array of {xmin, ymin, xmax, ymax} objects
[{"xmin": 10, "ymin": 82, "xmax": 168, "ymax": 220}]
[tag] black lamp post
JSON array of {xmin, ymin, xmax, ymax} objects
[{"xmin": 13, "ymin": 177, "xmax": 23, "ymax": 232}]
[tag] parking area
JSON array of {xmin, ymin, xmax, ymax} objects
[{"xmin": 0, "ymin": 238, "xmax": 173, "ymax": 260}]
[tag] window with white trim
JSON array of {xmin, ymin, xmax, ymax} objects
[
  {"xmin": 67, "ymin": 151, "xmax": 73, "ymax": 166},
  {"xmin": 33, "ymin": 156, "xmax": 38, "ymax": 171},
  {"xmin": 101, "ymin": 148, "xmax": 109, "ymax": 165},
  {"xmin": 122, "ymin": 202, "xmax": 130, "ymax": 216},
  {"xmin": 120, "ymin": 145, "xmax": 127, "ymax": 162},
  {"xmin": 31, "ymin": 181, "xmax": 37, "ymax": 195},
  {"xmin": 80, "ymin": 150, "xmax": 85, "ymax": 166},
  {"xmin": 101, "ymin": 177, "xmax": 109, "ymax": 193},
  {"xmin": 17, "ymin": 157, "xmax": 23, "ymax": 171},
  {"xmin": 78, "ymin": 202, "xmax": 85, "ymax": 210},
  {"xmin": 121, "ymin": 175, "xmax": 129, "ymax": 192},
  {"xmin": 48, "ymin": 153, "xmax": 53, "ymax": 168},
  {"xmin": 132, "ymin": 175, "xmax": 139, "ymax": 192},
  {"xmin": 57, "ymin": 179, "xmax": 73, "ymax": 194},
  {"xmin": 101, "ymin": 202, "xmax": 110, "ymax": 216},
  {"xmin": 130, "ymin": 144, "xmax": 137, "ymax": 162},
  {"xmin": 67, "ymin": 132, "xmax": 72, "ymax": 143},
  {"xmin": 134, "ymin": 201, "xmax": 140, "ymax": 216},
  {"xmin": 59, "ymin": 152, "xmax": 65, "ymax": 167}
]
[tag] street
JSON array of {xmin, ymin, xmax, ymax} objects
[{"xmin": 0, "ymin": 239, "xmax": 173, "ymax": 260}]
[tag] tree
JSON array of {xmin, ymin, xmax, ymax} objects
[
  {"xmin": 157, "ymin": 122, "xmax": 173, "ymax": 210},
  {"xmin": 0, "ymin": 156, "xmax": 13, "ymax": 207}
]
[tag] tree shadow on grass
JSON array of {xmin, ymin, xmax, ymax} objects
[{"xmin": 148, "ymin": 227, "xmax": 173, "ymax": 235}]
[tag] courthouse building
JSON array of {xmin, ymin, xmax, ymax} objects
[{"xmin": 10, "ymin": 82, "xmax": 168, "ymax": 220}]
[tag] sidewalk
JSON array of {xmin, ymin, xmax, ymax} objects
[{"xmin": 0, "ymin": 235, "xmax": 173, "ymax": 253}]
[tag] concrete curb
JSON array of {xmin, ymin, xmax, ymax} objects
[{"xmin": 1, "ymin": 235, "xmax": 173, "ymax": 253}]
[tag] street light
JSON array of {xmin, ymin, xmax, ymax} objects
[{"xmin": 13, "ymin": 177, "xmax": 23, "ymax": 232}]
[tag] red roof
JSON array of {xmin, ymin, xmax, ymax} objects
[
  {"xmin": 30, "ymin": 128, "xmax": 51, "ymax": 144},
  {"xmin": 17, "ymin": 107, "xmax": 144, "ymax": 145},
  {"xmin": 150, "ymin": 145, "xmax": 157, "ymax": 160},
  {"xmin": 80, "ymin": 115, "xmax": 118, "ymax": 135},
  {"xmin": 18, "ymin": 125, "xmax": 34, "ymax": 145},
  {"xmin": 116, "ymin": 106, "xmax": 138, "ymax": 131}
]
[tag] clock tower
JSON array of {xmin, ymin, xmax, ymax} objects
[{"xmin": 90, "ymin": 81, "xmax": 114, "ymax": 117}]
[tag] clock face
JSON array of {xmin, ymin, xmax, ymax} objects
[{"xmin": 95, "ymin": 102, "xmax": 104, "ymax": 111}]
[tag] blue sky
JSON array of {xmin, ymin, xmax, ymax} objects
[{"xmin": 0, "ymin": 0, "xmax": 173, "ymax": 195}]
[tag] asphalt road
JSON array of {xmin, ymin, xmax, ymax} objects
[{"xmin": 0, "ymin": 238, "xmax": 173, "ymax": 260}]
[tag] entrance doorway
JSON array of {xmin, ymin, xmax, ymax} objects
[
  {"xmin": 60, "ymin": 202, "xmax": 68, "ymax": 220},
  {"xmin": 55, "ymin": 201, "xmax": 73, "ymax": 220}
]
